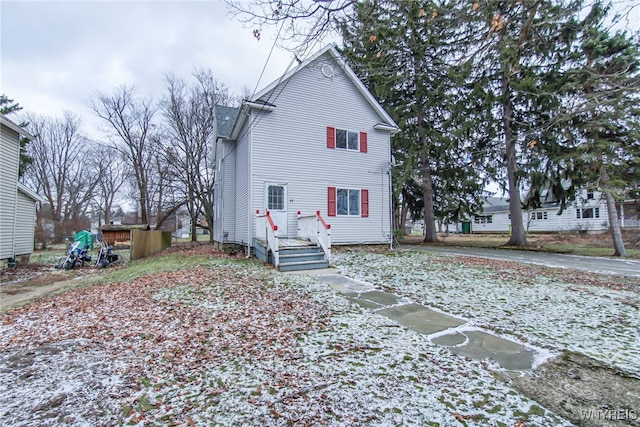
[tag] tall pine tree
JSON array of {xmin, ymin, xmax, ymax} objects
[
  {"xmin": 556, "ymin": 3, "xmax": 640, "ymax": 256},
  {"xmin": 339, "ymin": 0, "xmax": 494, "ymax": 242}
]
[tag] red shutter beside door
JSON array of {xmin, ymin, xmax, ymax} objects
[
  {"xmin": 327, "ymin": 127, "xmax": 335, "ymax": 149},
  {"xmin": 361, "ymin": 189, "xmax": 369, "ymax": 217},
  {"xmin": 359, "ymin": 132, "xmax": 368, "ymax": 153},
  {"xmin": 328, "ymin": 187, "xmax": 337, "ymax": 216}
]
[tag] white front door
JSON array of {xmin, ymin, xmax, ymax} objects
[{"xmin": 265, "ymin": 183, "xmax": 288, "ymax": 237}]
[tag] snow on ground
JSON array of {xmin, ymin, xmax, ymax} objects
[
  {"xmin": 333, "ymin": 250, "xmax": 640, "ymax": 376},
  {"xmin": 3, "ymin": 248, "xmax": 635, "ymax": 425}
]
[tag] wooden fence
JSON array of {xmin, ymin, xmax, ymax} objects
[{"xmin": 131, "ymin": 230, "xmax": 172, "ymax": 261}]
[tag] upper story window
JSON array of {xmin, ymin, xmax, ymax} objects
[
  {"xmin": 327, "ymin": 127, "xmax": 368, "ymax": 153},
  {"xmin": 587, "ymin": 191, "xmax": 594, "ymax": 200},
  {"xmin": 336, "ymin": 129, "xmax": 359, "ymax": 150}
]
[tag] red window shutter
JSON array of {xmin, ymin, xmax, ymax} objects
[
  {"xmin": 361, "ymin": 189, "xmax": 369, "ymax": 217},
  {"xmin": 360, "ymin": 132, "xmax": 368, "ymax": 153},
  {"xmin": 327, "ymin": 127, "xmax": 335, "ymax": 149},
  {"xmin": 328, "ymin": 187, "xmax": 337, "ymax": 216}
]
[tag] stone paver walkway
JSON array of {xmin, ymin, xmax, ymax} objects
[{"xmin": 305, "ymin": 270, "xmax": 542, "ymax": 374}]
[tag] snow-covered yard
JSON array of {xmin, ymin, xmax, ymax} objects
[
  {"xmin": 334, "ymin": 250, "xmax": 640, "ymax": 376},
  {"xmin": 1, "ymin": 247, "xmax": 638, "ymax": 426}
]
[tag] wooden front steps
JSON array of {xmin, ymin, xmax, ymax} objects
[{"xmin": 254, "ymin": 239, "xmax": 330, "ymax": 271}]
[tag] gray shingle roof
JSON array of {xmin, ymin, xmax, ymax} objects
[{"xmin": 215, "ymin": 105, "xmax": 240, "ymax": 139}]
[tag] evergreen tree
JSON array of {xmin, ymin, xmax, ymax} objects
[
  {"xmin": 556, "ymin": 3, "xmax": 640, "ymax": 256},
  {"xmin": 476, "ymin": 0, "xmax": 584, "ymax": 246},
  {"xmin": 339, "ymin": 0, "xmax": 494, "ymax": 242}
]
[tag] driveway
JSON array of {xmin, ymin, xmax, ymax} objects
[{"xmin": 399, "ymin": 243, "xmax": 640, "ymax": 279}]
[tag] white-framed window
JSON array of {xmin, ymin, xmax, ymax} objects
[
  {"xmin": 328, "ymin": 187, "xmax": 369, "ymax": 217},
  {"xmin": 587, "ymin": 191, "xmax": 594, "ymax": 200},
  {"xmin": 576, "ymin": 207, "xmax": 600, "ymax": 219},
  {"xmin": 337, "ymin": 188, "xmax": 360, "ymax": 216},
  {"xmin": 327, "ymin": 127, "xmax": 368, "ymax": 153},
  {"xmin": 336, "ymin": 129, "xmax": 359, "ymax": 151},
  {"xmin": 474, "ymin": 215, "xmax": 493, "ymax": 224}
]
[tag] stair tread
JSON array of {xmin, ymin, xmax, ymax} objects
[
  {"xmin": 279, "ymin": 259, "xmax": 329, "ymax": 266},
  {"xmin": 280, "ymin": 252, "xmax": 323, "ymax": 258}
]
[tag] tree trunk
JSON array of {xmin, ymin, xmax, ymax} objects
[
  {"xmin": 604, "ymin": 190, "xmax": 626, "ymax": 257},
  {"xmin": 600, "ymin": 167, "xmax": 626, "ymax": 257},
  {"xmin": 400, "ymin": 203, "xmax": 409, "ymax": 235},
  {"xmin": 420, "ymin": 155, "xmax": 438, "ymax": 243},
  {"xmin": 502, "ymin": 77, "xmax": 527, "ymax": 246}
]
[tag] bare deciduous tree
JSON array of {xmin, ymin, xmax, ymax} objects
[
  {"xmin": 226, "ymin": 0, "xmax": 356, "ymax": 51},
  {"xmin": 89, "ymin": 85, "xmax": 158, "ymax": 225},
  {"xmin": 90, "ymin": 143, "xmax": 127, "ymax": 228},
  {"xmin": 23, "ymin": 111, "xmax": 99, "ymax": 243},
  {"xmin": 162, "ymin": 69, "xmax": 232, "ymax": 242}
]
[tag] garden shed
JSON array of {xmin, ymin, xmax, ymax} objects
[{"xmin": 100, "ymin": 224, "xmax": 149, "ymax": 247}]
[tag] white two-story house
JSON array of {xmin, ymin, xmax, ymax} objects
[{"xmin": 212, "ymin": 45, "xmax": 398, "ymax": 269}]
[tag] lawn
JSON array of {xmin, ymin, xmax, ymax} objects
[
  {"xmin": 1, "ymin": 246, "xmax": 638, "ymax": 426},
  {"xmin": 405, "ymin": 232, "xmax": 640, "ymax": 259}
]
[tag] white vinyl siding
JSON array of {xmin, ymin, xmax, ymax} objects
[
  {"xmin": 14, "ymin": 189, "xmax": 37, "ymax": 256},
  {"xmin": 233, "ymin": 118, "xmax": 251, "ymax": 245},
  {"xmin": 213, "ymin": 139, "xmax": 237, "ymax": 243},
  {"xmin": 468, "ymin": 204, "xmax": 609, "ymax": 233},
  {"xmin": 0, "ymin": 124, "xmax": 21, "ymax": 259},
  {"xmin": 248, "ymin": 52, "xmax": 391, "ymax": 244}
]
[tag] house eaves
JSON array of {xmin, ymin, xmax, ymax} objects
[
  {"xmin": 17, "ymin": 183, "xmax": 44, "ymax": 202},
  {"xmin": 1, "ymin": 115, "xmax": 34, "ymax": 139}
]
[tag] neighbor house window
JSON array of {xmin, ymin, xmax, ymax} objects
[
  {"xmin": 576, "ymin": 207, "xmax": 600, "ymax": 219},
  {"xmin": 267, "ymin": 185, "xmax": 285, "ymax": 210},
  {"xmin": 532, "ymin": 212, "xmax": 548, "ymax": 220},
  {"xmin": 328, "ymin": 187, "xmax": 369, "ymax": 217},
  {"xmin": 474, "ymin": 215, "xmax": 493, "ymax": 224},
  {"xmin": 326, "ymin": 127, "xmax": 368, "ymax": 153}
]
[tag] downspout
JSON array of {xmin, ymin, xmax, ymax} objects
[
  {"xmin": 219, "ymin": 157, "xmax": 224, "ymax": 244},
  {"xmin": 246, "ymin": 109, "xmax": 253, "ymax": 258},
  {"xmin": 389, "ymin": 161, "xmax": 393, "ymax": 251},
  {"xmin": 11, "ymin": 186, "xmax": 19, "ymax": 261}
]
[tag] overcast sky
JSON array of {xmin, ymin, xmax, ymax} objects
[
  {"xmin": 2, "ymin": 1, "xmax": 639, "ymax": 139},
  {"xmin": 1, "ymin": 0, "xmax": 297, "ymax": 136}
]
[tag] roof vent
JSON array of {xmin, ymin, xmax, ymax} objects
[{"xmin": 321, "ymin": 64, "xmax": 334, "ymax": 78}]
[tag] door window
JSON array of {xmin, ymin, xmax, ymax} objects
[{"xmin": 268, "ymin": 185, "xmax": 285, "ymax": 210}]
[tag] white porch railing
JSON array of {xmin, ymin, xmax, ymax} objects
[
  {"xmin": 297, "ymin": 210, "xmax": 331, "ymax": 261},
  {"xmin": 621, "ymin": 219, "xmax": 640, "ymax": 228},
  {"xmin": 256, "ymin": 210, "xmax": 279, "ymax": 267}
]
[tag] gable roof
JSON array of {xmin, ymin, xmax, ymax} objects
[
  {"xmin": 215, "ymin": 105, "xmax": 240, "ymax": 139},
  {"xmin": 230, "ymin": 44, "xmax": 399, "ymax": 139}
]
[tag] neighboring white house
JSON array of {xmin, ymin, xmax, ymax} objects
[
  {"xmin": 212, "ymin": 44, "xmax": 398, "ymax": 252},
  {"xmin": 469, "ymin": 189, "xmax": 611, "ymax": 233},
  {"xmin": 0, "ymin": 115, "xmax": 42, "ymax": 263}
]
